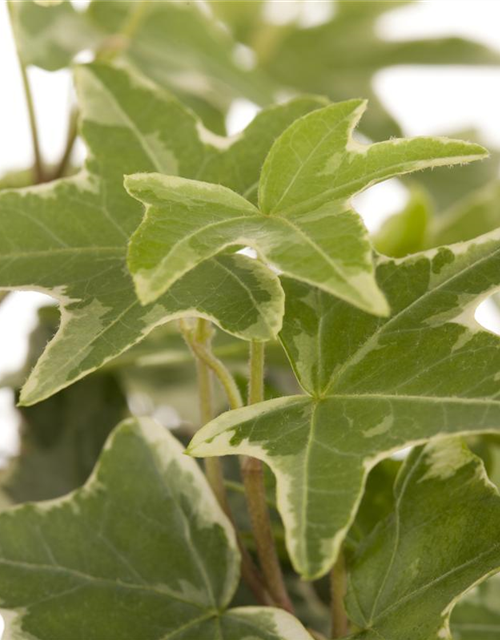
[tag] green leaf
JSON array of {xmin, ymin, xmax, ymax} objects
[
  {"xmin": 373, "ymin": 186, "xmax": 431, "ymax": 257},
  {"xmin": 451, "ymin": 575, "xmax": 500, "ymax": 639},
  {"xmin": 0, "ymin": 63, "xmax": 323, "ymax": 406},
  {"xmin": 346, "ymin": 440, "xmax": 500, "ymax": 640},
  {"xmin": 430, "ymin": 181, "xmax": 500, "ymax": 247},
  {"xmin": 87, "ymin": 0, "xmax": 273, "ymax": 112},
  {"xmin": 189, "ymin": 229, "xmax": 500, "ymax": 579},
  {"xmin": 0, "ymin": 417, "xmax": 313, "ymax": 640},
  {"xmin": 8, "ymin": 0, "xmax": 97, "ymax": 71},
  {"xmin": 127, "ymin": 101, "xmax": 485, "ymax": 315},
  {"xmin": 261, "ymin": 2, "xmax": 500, "ymax": 140},
  {"xmin": 2, "ymin": 306, "xmax": 128, "ymax": 503}
]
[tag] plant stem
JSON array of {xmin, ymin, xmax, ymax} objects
[
  {"xmin": 194, "ymin": 319, "xmax": 228, "ymax": 512},
  {"xmin": 179, "ymin": 320, "xmax": 243, "ymax": 411},
  {"xmin": 96, "ymin": 0, "xmax": 150, "ymax": 62},
  {"xmin": 331, "ymin": 550, "xmax": 349, "ymax": 638},
  {"xmin": 180, "ymin": 319, "xmax": 272, "ymax": 607},
  {"xmin": 241, "ymin": 341, "xmax": 294, "ymax": 613},
  {"xmin": 7, "ymin": 0, "xmax": 45, "ymax": 183},
  {"xmin": 51, "ymin": 106, "xmax": 79, "ymax": 181}
]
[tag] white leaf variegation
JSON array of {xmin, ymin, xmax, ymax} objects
[
  {"xmin": 126, "ymin": 100, "xmax": 486, "ymax": 316},
  {"xmin": 189, "ymin": 229, "xmax": 500, "ymax": 579},
  {"xmin": 346, "ymin": 439, "xmax": 500, "ymax": 640},
  {"xmin": 0, "ymin": 417, "xmax": 314, "ymax": 640},
  {"xmin": 0, "ymin": 62, "xmax": 325, "ymax": 405}
]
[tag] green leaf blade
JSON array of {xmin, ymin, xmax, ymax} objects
[
  {"xmin": 0, "ymin": 417, "xmax": 314, "ymax": 640},
  {"xmin": 2, "ymin": 62, "xmax": 322, "ymax": 404},
  {"xmin": 190, "ymin": 229, "xmax": 500, "ymax": 579},
  {"xmin": 346, "ymin": 439, "xmax": 500, "ymax": 640}
]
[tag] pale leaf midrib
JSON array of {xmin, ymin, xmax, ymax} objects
[
  {"xmin": 373, "ymin": 542, "xmax": 500, "ymax": 626},
  {"xmin": 0, "ymin": 557, "xmax": 206, "ymax": 610},
  {"xmin": 323, "ymin": 243, "xmax": 500, "ymax": 396},
  {"xmin": 323, "ymin": 393, "xmax": 500, "ymax": 406},
  {"xmin": 266, "ymin": 109, "xmax": 354, "ymax": 214},
  {"xmin": 276, "ymin": 153, "xmax": 484, "ymax": 219},
  {"xmin": 0, "ymin": 247, "xmax": 124, "ymax": 261}
]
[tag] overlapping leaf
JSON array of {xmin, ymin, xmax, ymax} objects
[
  {"xmin": 451, "ymin": 575, "xmax": 500, "ymax": 639},
  {"xmin": 190, "ymin": 229, "xmax": 500, "ymax": 579},
  {"xmin": 8, "ymin": 0, "xmax": 97, "ymax": 70},
  {"xmin": 259, "ymin": 0, "xmax": 500, "ymax": 139},
  {"xmin": 87, "ymin": 0, "xmax": 273, "ymax": 121},
  {"xmin": 127, "ymin": 100, "xmax": 485, "ymax": 315},
  {"xmin": 0, "ymin": 417, "xmax": 313, "ymax": 640},
  {"xmin": 0, "ymin": 62, "xmax": 325, "ymax": 406},
  {"xmin": 346, "ymin": 440, "xmax": 500, "ymax": 639}
]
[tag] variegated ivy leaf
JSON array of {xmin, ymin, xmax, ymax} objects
[
  {"xmin": 0, "ymin": 417, "xmax": 313, "ymax": 640},
  {"xmin": 189, "ymin": 229, "xmax": 500, "ymax": 579},
  {"xmin": 0, "ymin": 62, "xmax": 324, "ymax": 406},
  {"xmin": 451, "ymin": 575, "xmax": 500, "ymax": 639},
  {"xmin": 126, "ymin": 100, "xmax": 485, "ymax": 315},
  {"xmin": 346, "ymin": 440, "xmax": 500, "ymax": 640}
]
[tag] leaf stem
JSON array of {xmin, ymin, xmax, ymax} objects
[
  {"xmin": 179, "ymin": 319, "xmax": 243, "ymax": 411},
  {"xmin": 96, "ymin": 0, "xmax": 150, "ymax": 62},
  {"xmin": 331, "ymin": 550, "xmax": 349, "ymax": 638},
  {"xmin": 193, "ymin": 319, "xmax": 228, "ymax": 511},
  {"xmin": 7, "ymin": 0, "xmax": 45, "ymax": 183},
  {"xmin": 180, "ymin": 319, "xmax": 272, "ymax": 607},
  {"xmin": 51, "ymin": 106, "xmax": 79, "ymax": 181},
  {"xmin": 241, "ymin": 341, "xmax": 294, "ymax": 613}
]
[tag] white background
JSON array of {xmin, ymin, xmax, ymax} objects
[{"xmin": 0, "ymin": 0, "xmax": 500, "ymax": 537}]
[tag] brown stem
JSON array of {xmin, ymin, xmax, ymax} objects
[
  {"xmin": 51, "ymin": 107, "xmax": 79, "ymax": 181},
  {"xmin": 181, "ymin": 319, "xmax": 271, "ymax": 607},
  {"xmin": 241, "ymin": 341, "xmax": 294, "ymax": 613},
  {"xmin": 7, "ymin": 0, "xmax": 45, "ymax": 183}
]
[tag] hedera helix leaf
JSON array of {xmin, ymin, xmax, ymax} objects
[
  {"xmin": 189, "ymin": 229, "xmax": 500, "ymax": 579},
  {"xmin": 126, "ymin": 100, "xmax": 485, "ymax": 315},
  {"xmin": 0, "ymin": 417, "xmax": 313, "ymax": 640},
  {"xmin": 0, "ymin": 62, "xmax": 324, "ymax": 406},
  {"xmin": 261, "ymin": 0, "xmax": 500, "ymax": 140},
  {"xmin": 345, "ymin": 439, "xmax": 500, "ymax": 640},
  {"xmin": 451, "ymin": 575, "xmax": 500, "ymax": 639}
]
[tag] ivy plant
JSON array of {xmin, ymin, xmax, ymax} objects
[{"xmin": 1, "ymin": 1, "xmax": 500, "ymax": 639}]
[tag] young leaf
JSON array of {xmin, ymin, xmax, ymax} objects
[
  {"xmin": 189, "ymin": 229, "xmax": 500, "ymax": 579},
  {"xmin": 0, "ymin": 417, "xmax": 313, "ymax": 640},
  {"xmin": 0, "ymin": 63, "xmax": 322, "ymax": 405},
  {"xmin": 345, "ymin": 440, "xmax": 500, "ymax": 640},
  {"xmin": 451, "ymin": 575, "xmax": 500, "ymax": 639},
  {"xmin": 127, "ymin": 101, "xmax": 485, "ymax": 315}
]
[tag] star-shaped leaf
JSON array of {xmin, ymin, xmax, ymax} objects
[
  {"xmin": 345, "ymin": 439, "xmax": 500, "ymax": 640},
  {"xmin": 189, "ymin": 229, "xmax": 500, "ymax": 579},
  {"xmin": 126, "ymin": 100, "xmax": 485, "ymax": 315},
  {"xmin": 0, "ymin": 62, "xmax": 324, "ymax": 406},
  {"xmin": 0, "ymin": 416, "xmax": 314, "ymax": 640}
]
